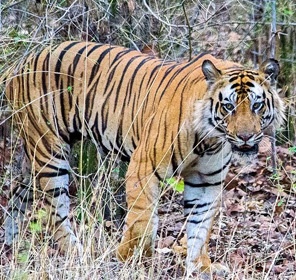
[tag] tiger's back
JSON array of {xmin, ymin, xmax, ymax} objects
[{"xmin": 7, "ymin": 42, "xmax": 213, "ymax": 160}]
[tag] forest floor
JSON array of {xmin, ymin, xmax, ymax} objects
[{"xmin": 0, "ymin": 133, "xmax": 295, "ymax": 280}]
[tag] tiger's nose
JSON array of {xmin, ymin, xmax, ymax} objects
[{"xmin": 237, "ymin": 133, "xmax": 253, "ymax": 142}]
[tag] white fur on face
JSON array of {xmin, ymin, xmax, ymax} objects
[{"xmin": 193, "ymin": 80, "xmax": 285, "ymax": 145}]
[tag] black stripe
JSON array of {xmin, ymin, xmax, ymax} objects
[
  {"xmin": 184, "ymin": 201, "xmax": 212, "ymax": 209},
  {"xmin": 131, "ymin": 137, "xmax": 137, "ymax": 150},
  {"xmin": 51, "ymin": 94, "xmax": 69, "ymax": 143},
  {"xmin": 109, "ymin": 49, "xmax": 134, "ymax": 68},
  {"xmin": 113, "ymin": 55, "xmax": 142, "ymax": 113},
  {"xmin": 45, "ymin": 187, "xmax": 69, "ymax": 198},
  {"xmin": 185, "ymin": 206, "xmax": 218, "ymax": 217},
  {"xmin": 84, "ymin": 43, "xmax": 103, "ymax": 58},
  {"xmin": 42, "ymin": 52, "xmax": 50, "ymax": 112},
  {"xmin": 153, "ymin": 64, "xmax": 179, "ymax": 97},
  {"xmin": 86, "ymin": 73, "xmax": 101, "ymax": 121},
  {"xmin": 55, "ymin": 232, "xmax": 70, "ymax": 243},
  {"xmin": 59, "ymin": 79, "xmax": 68, "ymax": 128},
  {"xmin": 67, "ymin": 64, "xmax": 73, "ymax": 109},
  {"xmin": 246, "ymin": 81, "xmax": 254, "ymax": 87},
  {"xmin": 207, "ymin": 117, "xmax": 225, "ymax": 134},
  {"xmin": 33, "ymin": 52, "xmax": 41, "ymax": 86},
  {"xmin": 201, "ymin": 157, "xmax": 231, "ymax": 176},
  {"xmin": 35, "ymin": 160, "xmax": 68, "ymax": 173},
  {"xmin": 190, "ymin": 52, "xmax": 209, "ymax": 64},
  {"xmin": 184, "ymin": 198, "xmax": 199, "ymax": 204},
  {"xmin": 245, "ymin": 70, "xmax": 258, "ymax": 75},
  {"xmin": 153, "ymin": 166, "xmax": 162, "ymax": 182},
  {"xmin": 72, "ymin": 44, "xmax": 89, "ymax": 74},
  {"xmin": 185, "ymin": 180, "xmax": 223, "ymax": 188},
  {"xmin": 230, "ymin": 83, "xmax": 240, "ymax": 89},
  {"xmin": 171, "ymin": 150, "xmax": 179, "ymax": 174},
  {"xmin": 39, "ymin": 168, "xmax": 69, "ymax": 178},
  {"xmin": 187, "ymin": 215, "xmax": 212, "ymax": 224},
  {"xmin": 126, "ymin": 57, "xmax": 153, "ymax": 105},
  {"xmin": 88, "ymin": 47, "xmax": 116, "ymax": 86},
  {"xmin": 12, "ymin": 207, "xmax": 26, "ymax": 215},
  {"xmin": 101, "ymin": 83, "xmax": 116, "ymax": 133},
  {"xmin": 147, "ymin": 64, "xmax": 163, "ymax": 88},
  {"xmin": 55, "ymin": 42, "xmax": 79, "ymax": 88},
  {"xmin": 104, "ymin": 63, "xmax": 119, "ymax": 94},
  {"xmin": 187, "ymin": 235, "xmax": 203, "ymax": 240},
  {"xmin": 229, "ymin": 76, "xmax": 238, "ymax": 83},
  {"xmin": 54, "ymin": 216, "xmax": 68, "ymax": 227},
  {"xmin": 92, "ymin": 113, "xmax": 110, "ymax": 156}
]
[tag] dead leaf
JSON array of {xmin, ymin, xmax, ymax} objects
[
  {"xmin": 155, "ymin": 247, "xmax": 172, "ymax": 254},
  {"xmin": 158, "ymin": 236, "xmax": 175, "ymax": 249}
]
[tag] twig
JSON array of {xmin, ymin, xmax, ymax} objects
[
  {"xmin": 1, "ymin": 0, "xmax": 26, "ymax": 12},
  {"xmin": 270, "ymin": 0, "xmax": 277, "ymax": 59},
  {"xmin": 270, "ymin": 0, "xmax": 277, "ymax": 175},
  {"xmin": 142, "ymin": 0, "xmax": 186, "ymax": 28},
  {"xmin": 182, "ymin": 2, "xmax": 192, "ymax": 61},
  {"xmin": 0, "ymin": 0, "xmax": 2, "ymax": 33}
]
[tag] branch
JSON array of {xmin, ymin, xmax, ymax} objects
[
  {"xmin": 270, "ymin": 0, "xmax": 277, "ymax": 59},
  {"xmin": 270, "ymin": 0, "xmax": 277, "ymax": 175},
  {"xmin": 142, "ymin": 0, "xmax": 186, "ymax": 28},
  {"xmin": 182, "ymin": 2, "xmax": 192, "ymax": 61}
]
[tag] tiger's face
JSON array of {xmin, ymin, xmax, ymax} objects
[{"xmin": 196, "ymin": 59, "xmax": 285, "ymax": 158}]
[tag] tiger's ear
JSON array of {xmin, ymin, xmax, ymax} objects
[
  {"xmin": 259, "ymin": 59, "xmax": 280, "ymax": 86},
  {"xmin": 202, "ymin": 60, "xmax": 222, "ymax": 86}
]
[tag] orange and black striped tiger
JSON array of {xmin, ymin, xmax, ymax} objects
[{"xmin": 3, "ymin": 41, "xmax": 284, "ymax": 273}]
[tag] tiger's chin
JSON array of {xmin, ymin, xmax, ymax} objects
[{"xmin": 231, "ymin": 144, "xmax": 259, "ymax": 165}]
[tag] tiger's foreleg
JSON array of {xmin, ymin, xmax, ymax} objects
[
  {"xmin": 184, "ymin": 148, "xmax": 231, "ymax": 275},
  {"xmin": 117, "ymin": 160, "xmax": 160, "ymax": 261},
  {"xmin": 184, "ymin": 181, "xmax": 222, "ymax": 273}
]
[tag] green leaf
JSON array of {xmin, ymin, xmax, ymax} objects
[
  {"xmin": 283, "ymin": 9, "xmax": 293, "ymax": 15},
  {"xmin": 288, "ymin": 146, "xmax": 296, "ymax": 153},
  {"xmin": 29, "ymin": 222, "xmax": 42, "ymax": 233},
  {"xmin": 13, "ymin": 271, "xmax": 29, "ymax": 280},
  {"xmin": 277, "ymin": 199, "xmax": 284, "ymax": 207},
  {"xmin": 164, "ymin": 177, "xmax": 184, "ymax": 193},
  {"xmin": 37, "ymin": 209, "xmax": 47, "ymax": 219},
  {"xmin": 17, "ymin": 253, "xmax": 29, "ymax": 263},
  {"xmin": 174, "ymin": 180, "xmax": 184, "ymax": 193}
]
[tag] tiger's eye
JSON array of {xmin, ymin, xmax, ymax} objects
[
  {"xmin": 253, "ymin": 102, "xmax": 262, "ymax": 110},
  {"xmin": 224, "ymin": 103, "xmax": 234, "ymax": 111}
]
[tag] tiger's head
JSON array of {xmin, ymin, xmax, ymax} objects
[{"xmin": 195, "ymin": 59, "xmax": 285, "ymax": 159}]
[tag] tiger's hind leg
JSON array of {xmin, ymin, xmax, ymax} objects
[
  {"xmin": 4, "ymin": 179, "xmax": 33, "ymax": 246},
  {"xmin": 5, "ymin": 155, "xmax": 33, "ymax": 247},
  {"xmin": 38, "ymin": 158, "xmax": 83, "ymax": 256},
  {"xmin": 19, "ymin": 130, "xmax": 82, "ymax": 255}
]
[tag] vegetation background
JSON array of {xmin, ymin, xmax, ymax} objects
[{"xmin": 0, "ymin": 0, "xmax": 295, "ymax": 279}]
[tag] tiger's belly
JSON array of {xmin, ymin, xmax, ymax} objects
[{"xmin": 94, "ymin": 127, "xmax": 136, "ymax": 160}]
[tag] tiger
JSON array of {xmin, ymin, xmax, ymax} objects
[{"xmin": 3, "ymin": 41, "xmax": 284, "ymax": 273}]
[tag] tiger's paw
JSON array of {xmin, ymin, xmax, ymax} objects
[
  {"xmin": 116, "ymin": 226, "xmax": 153, "ymax": 262},
  {"xmin": 55, "ymin": 233, "xmax": 83, "ymax": 257},
  {"xmin": 186, "ymin": 255, "xmax": 230, "ymax": 277}
]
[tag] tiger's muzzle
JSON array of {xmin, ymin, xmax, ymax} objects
[{"xmin": 230, "ymin": 132, "xmax": 262, "ymax": 156}]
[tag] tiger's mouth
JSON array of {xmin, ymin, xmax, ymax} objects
[{"xmin": 232, "ymin": 144, "xmax": 259, "ymax": 155}]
